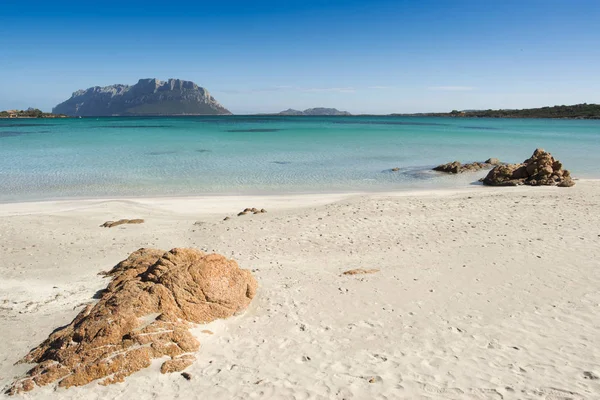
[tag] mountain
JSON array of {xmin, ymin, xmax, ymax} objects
[
  {"xmin": 278, "ymin": 107, "xmax": 351, "ymax": 116},
  {"xmin": 53, "ymin": 78, "xmax": 231, "ymax": 116}
]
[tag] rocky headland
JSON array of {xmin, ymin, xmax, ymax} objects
[{"xmin": 52, "ymin": 78, "xmax": 231, "ymax": 117}]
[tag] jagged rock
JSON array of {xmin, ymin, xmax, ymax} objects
[
  {"xmin": 7, "ymin": 248, "xmax": 257, "ymax": 395},
  {"xmin": 433, "ymin": 159, "xmax": 500, "ymax": 174},
  {"xmin": 53, "ymin": 78, "xmax": 231, "ymax": 116},
  {"xmin": 100, "ymin": 219, "xmax": 144, "ymax": 228},
  {"xmin": 343, "ymin": 268, "xmax": 380, "ymax": 275},
  {"xmin": 483, "ymin": 149, "xmax": 574, "ymax": 187}
]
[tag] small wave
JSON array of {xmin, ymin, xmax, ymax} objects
[
  {"xmin": 96, "ymin": 125, "xmax": 173, "ymax": 129},
  {"xmin": 0, "ymin": 123, "xmax": 55, "ymax": 127},
  {"xmin": 146, "ymin": 151, "xmax": 178, "ymax": 156},
  {"xmin": 461, "ymin": 126, "xmax": 500, "ymax": 130},
  {"xmin": 333, "ymin": 121, "xmax": 448, "ymax": 126},
  {"xmin": 226, "ymin": 128, "xmax": 282, "ymax": 132},
  {"xmin": 0, "ymin": 130, "xmax": 52, "ymax": 138}
]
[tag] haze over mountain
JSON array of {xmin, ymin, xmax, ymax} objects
[
  {"xmin": 53, "ymin": 78, "xmax": 231, "ymax": 117},
  {"xmin": 278, "ymin": 108, "xmax": 351, "ymax": 116}
]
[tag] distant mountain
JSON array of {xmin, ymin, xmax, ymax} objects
[
  {"xmin": 278, "ymin": 108, "xmax": 305, "ymax": 116},
  {"xmin": 278, "ymin": 107, "xmax": 351, "ymax": 116},
  {"xmin": 53, "ymin": 78, "xmax": 231, "ymax": 117}
]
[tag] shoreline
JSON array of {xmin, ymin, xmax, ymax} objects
[{"xmin": 3, "ymin": 179, "xmax": 598, "ymax": 216}]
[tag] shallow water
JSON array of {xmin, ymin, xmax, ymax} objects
[{"xmin": 0, "ymin": 116, "xmax": 598, "ymax": 202}]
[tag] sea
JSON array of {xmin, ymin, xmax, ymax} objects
[{"xmin": 1, "ymin": 116, "xmax": 599, "ymax": 202}]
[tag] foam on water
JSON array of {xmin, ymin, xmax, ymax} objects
[{"xmin": 0, "ymin": 116, "xmax": 599, "ymax": 202}]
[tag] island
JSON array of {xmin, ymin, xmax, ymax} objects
[{"xmin": 53, "ymin": 78, "xmax": 232, "ymax": 117}]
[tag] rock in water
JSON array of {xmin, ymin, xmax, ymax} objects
[
  {"xmin": 483, "ymin": 148, "xmax": 574, "ymax": 187},
  {"xmin": 52, "ymin": 78, "xmax": 231, "ymax": 116},
  {"xmin": 433, "ymin": 159, "xmax": 500, "ymax": 174},
  {"xmin": 7, "ymin": 248, "xmax": 257, "ymax": 395},
  {"xmin": 433, "ymin": 161, "xmax": 464, "ymax": 174}
]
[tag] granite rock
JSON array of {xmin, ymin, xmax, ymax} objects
[
  {"xmin": 483, "ymin": 148, "xmax": 574, "ymax": 187},
  {"xmin": 8, "ymin": 248, "xmax": 257, "ymax": 394}
]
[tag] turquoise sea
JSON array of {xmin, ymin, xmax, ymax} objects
[{"xmin": 1, "ymin": 116, "xmax": 599, "ymax": 202}]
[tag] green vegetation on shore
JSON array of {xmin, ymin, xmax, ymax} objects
[
  {"xmin": 0, "ymin": 108, "xmax": 68, "ymax": 119},
  {"xmin": 393, "ymin": 103, "xmax": 600, "ymax": 119}
]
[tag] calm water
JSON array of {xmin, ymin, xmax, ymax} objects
[{"xmin": 1, "ymin": 116, "xmax": 599, "ymax": 202}]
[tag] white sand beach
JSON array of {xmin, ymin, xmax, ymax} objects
[{"xmin": 1, "ymin": 181, "xmax": 599, "ymax": 399}]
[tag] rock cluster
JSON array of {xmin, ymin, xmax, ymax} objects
[
  {"xmin": 237, "ymin": 208, "xmax": 267, "ymax": 216},
  {"xmin": 433, "ymin": 158, "xmax": 501, "ymax": 174},
  {"xmin": 8, "ymin": 248, "xmax": 257, "ymax": 395},
  {"xmin": 100, "ymin": 219, "xmax": 144, "ymax": 228},
  {"xmin": 483, "ymin": 149, "xmax": 574, "ymax": 187}
]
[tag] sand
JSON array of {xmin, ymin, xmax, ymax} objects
[{"xmin": 1, "ymin": 181, "xmax": 599, "ymax": 399}]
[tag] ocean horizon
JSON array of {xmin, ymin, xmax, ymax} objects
[{"xmin": 1, "ymin": 115, "xmax": 599, "ymax": 203}]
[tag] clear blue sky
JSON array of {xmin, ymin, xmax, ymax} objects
[{"xmin": 1, "ymin": 0, "xmax": 599, "ymax": 114}]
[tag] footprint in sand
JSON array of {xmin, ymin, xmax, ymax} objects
[
  {"xmin": 527, "ymin": 387, "xmax": 584, "ymax": 400},
  {"xmin": 371, "ymin": 353, "xmax": 388, "ymax": 362},
  {"xmin": 583, "ymin": 371, "xmax": 599, "ymax": 380},
  {"xmin": 467, "ymin": 388, "xmax": 504, "ymax": 399},
  {"xmin": 419, "ymin": 382, "xmax": 464, "ymax": 396}
]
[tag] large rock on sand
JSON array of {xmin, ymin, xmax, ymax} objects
[
  {"xmin": 483, "ymin": 148, "xmax": 574, "ymax": 187},
  {"xmin": 7, "ymin": 248, "xmax": 257, "ymax": 395}
]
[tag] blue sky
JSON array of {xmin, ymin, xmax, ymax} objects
[{"xmin": 1, "ymin": 0, "xmax": 599, "ymax": 114}]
